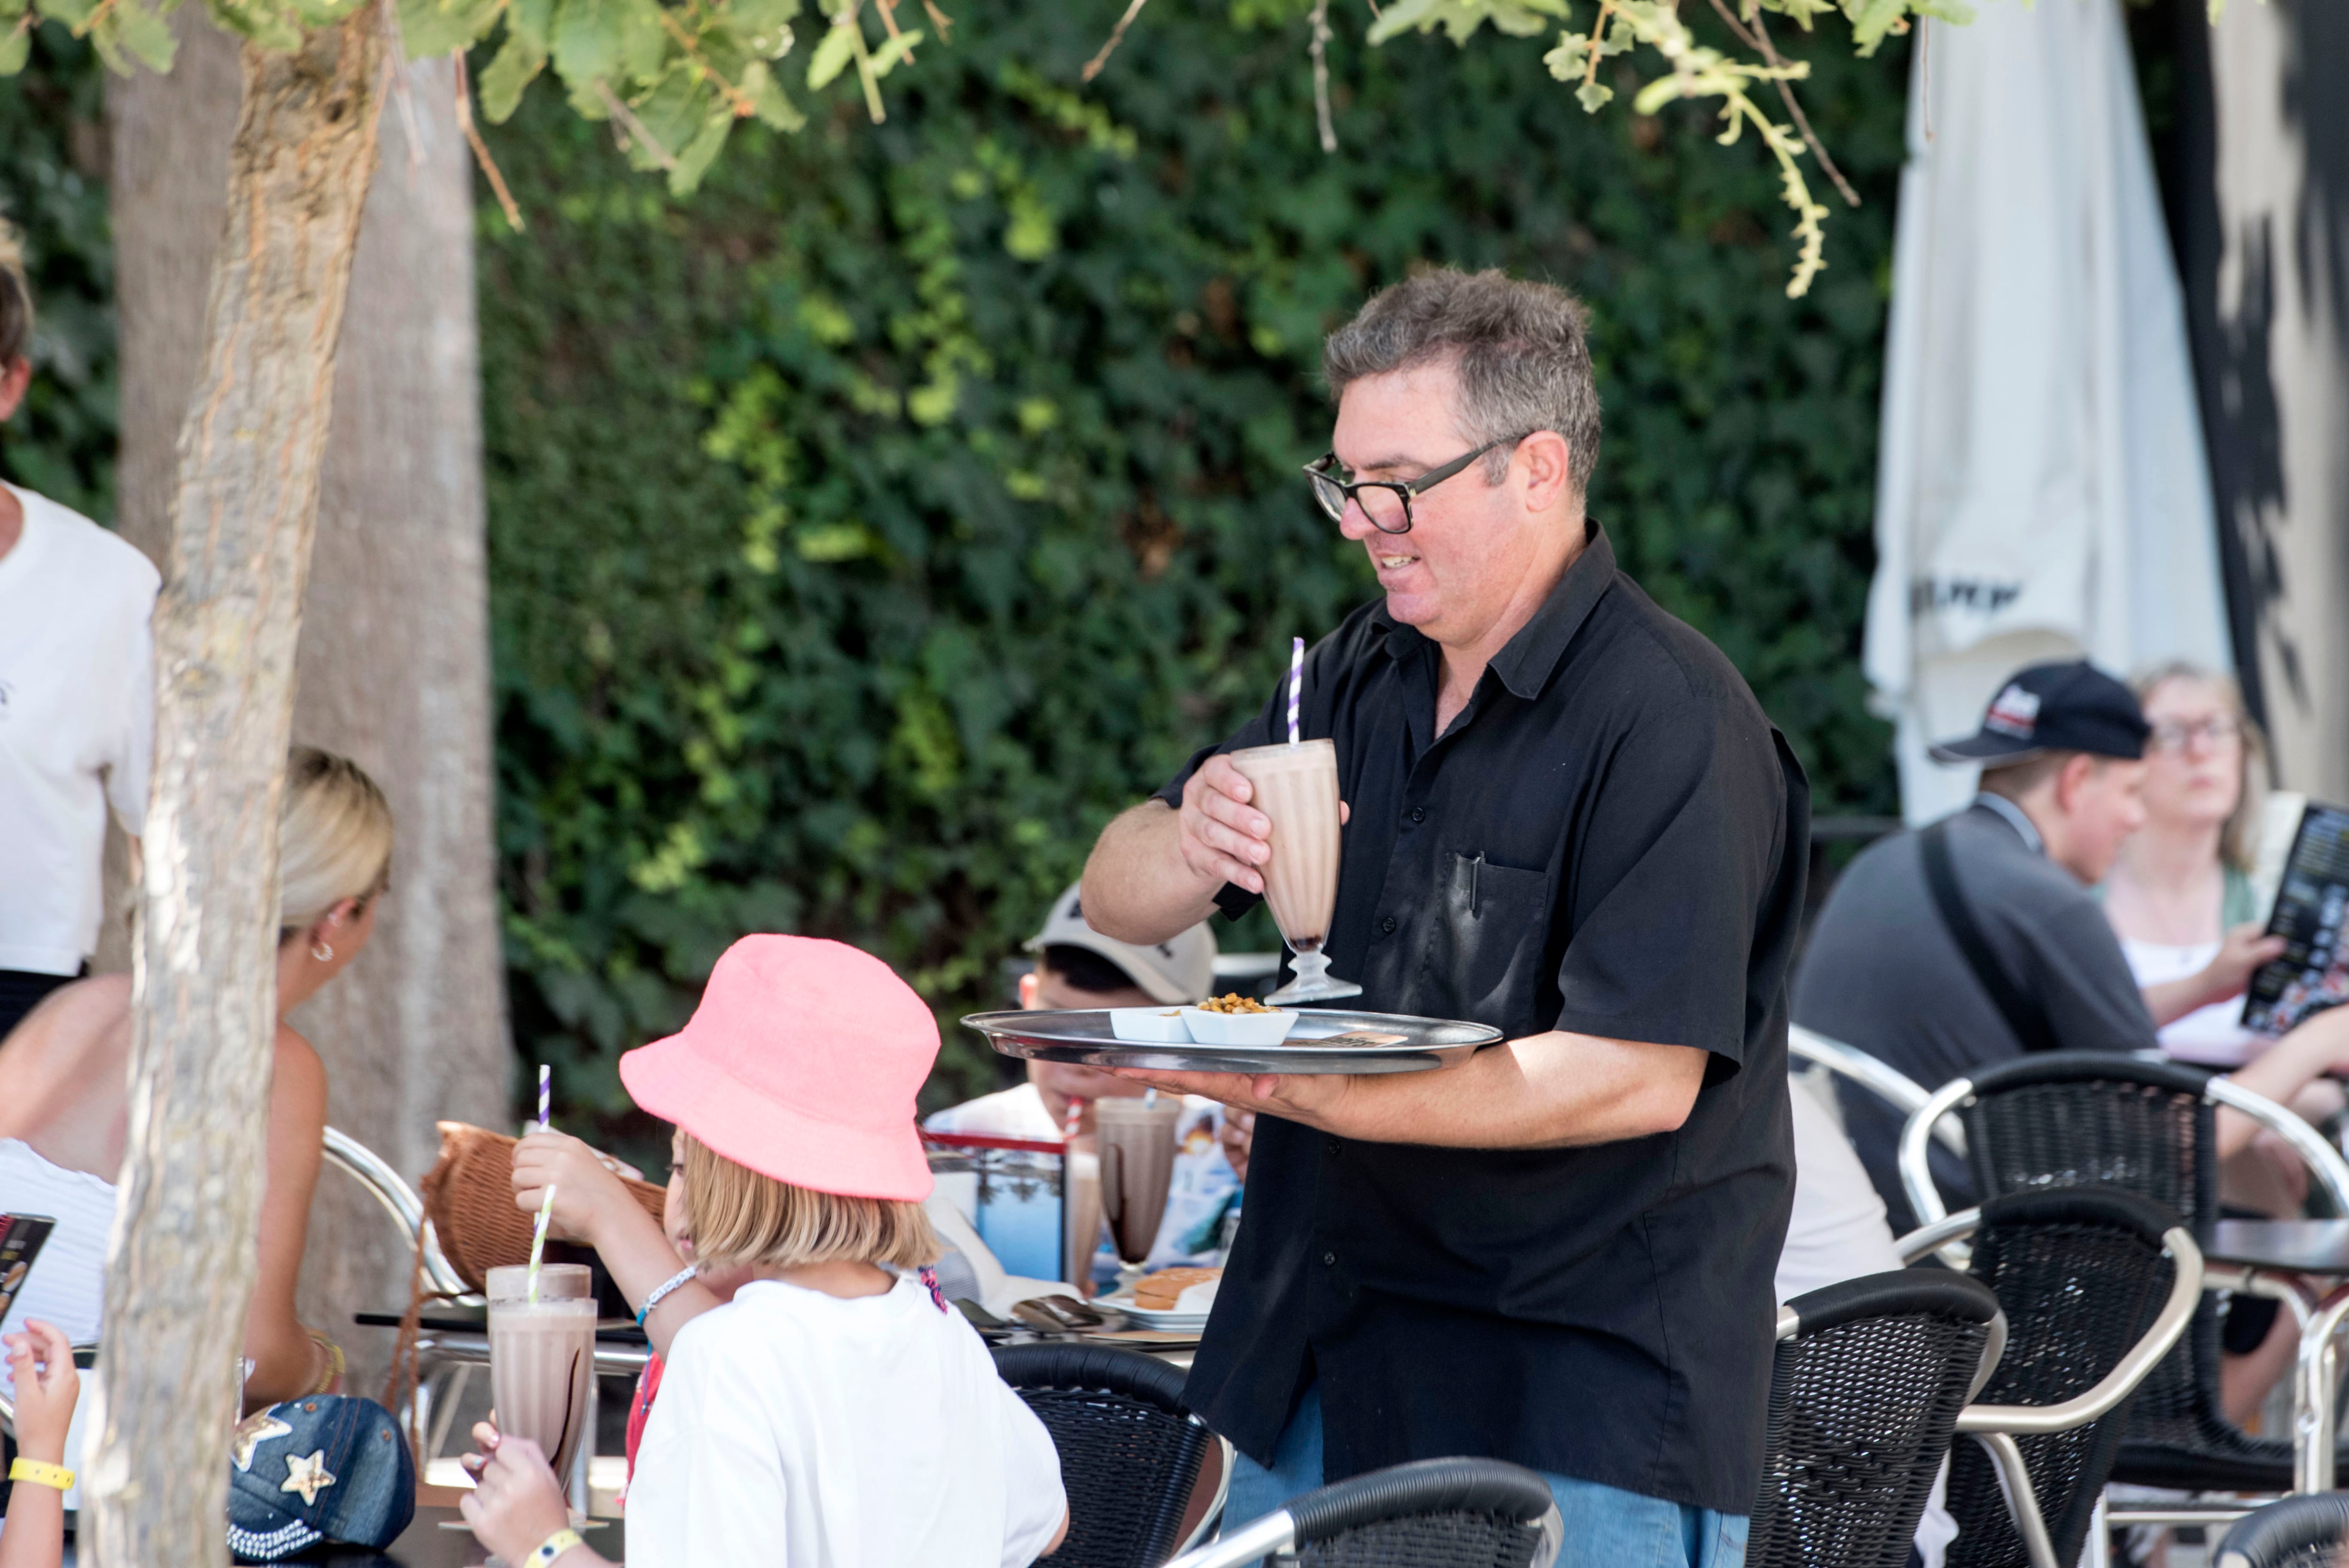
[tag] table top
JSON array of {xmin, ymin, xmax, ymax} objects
[
  {"xmin": 2208, "ymin": 1219, "xmax": 2349, "ymax": 1273},
  {"xmin": 65, "ymin": 1506, "xmax": 622, "ymax": 1566},
  {"xmin": 354, "ymin": 1309, "xmax": 649, "ymax": 1344}
]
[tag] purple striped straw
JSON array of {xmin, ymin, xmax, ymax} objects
[
  {"xmin": 1288, "ymin": 637, "xmax": 1304, "ymax": 745},
  {"xmin": 537, "ymin": 1063, "xmax": 550, "ymax": 1131}
]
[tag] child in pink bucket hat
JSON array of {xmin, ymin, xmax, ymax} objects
[{"xmin": 460, "ymin": 936, "xmax": 1069, "ymax": 1568}]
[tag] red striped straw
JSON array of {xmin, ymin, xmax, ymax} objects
[{"xmin": 1288, "ymin": 636, "xmax": 1304, "ymax": 745}]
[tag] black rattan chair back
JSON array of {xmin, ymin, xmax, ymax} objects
[
  {"xmin": 2213, "ymin": 1492, "xmax": 2349, "ymax": 1568},
  {"xmin": 1748, "ymin": 1271, "xmax": 2002, "ymax": 1568},
  {"xmin": 1947, "ymin": 1188, "xmax": 2182, "ymax": 1568},
  {"xmin": 1960, "ymin": 1054, "xmax": 2217, "ymax": 1231},
  {"xmin": 1955, "ymin": 1053, "xmax": 2306, "ymax": 1490},
  {"xmin": 1286, "ymin": 1457, "xmax": 1560, "ymax": 1568},
  {"xmin": 993, "ymin": 1343, "xmax": 1212, "ymax": 1568}
]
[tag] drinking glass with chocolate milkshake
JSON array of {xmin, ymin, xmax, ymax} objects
[{"xmin": 1228, "ymin": 737, "xmax": 1361, "ymax": 1003}]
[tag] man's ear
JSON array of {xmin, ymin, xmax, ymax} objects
[
  {"xmin": 1514, "ymin": 429, "xmax": 1574, "ymax": 514},
  {"xmin": 2054, "ymin": 753, "xmax": 2100, "ymax": 814}
]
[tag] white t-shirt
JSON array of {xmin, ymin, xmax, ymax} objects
[
  {"xmin": 2121, "ymin": 936, "xmax": 2265, "ymax": 1068},
  {"xmin": 626, "ymin": 1275, "xmax": 1066, "ymax": 1568},
  {"xmin": 0, "ymin": 484, "xmax": 157, "ymax": 975},
  {"xmin": 925, "ymin": 1084, "xmax": 1239, "ymax": 1272},
  {"xmin": 1775, "ymin": 1076, "xmax": 1905, "ymax": 1304}
]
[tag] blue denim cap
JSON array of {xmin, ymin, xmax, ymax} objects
[{"xmin": 225, "ymin": 1394, "xmax": 415, "ymax": 1562}]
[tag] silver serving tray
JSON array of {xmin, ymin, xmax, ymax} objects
[{"xmin": 960, "ymin": 1007, "xmax": 1501, "ymax": 1075}]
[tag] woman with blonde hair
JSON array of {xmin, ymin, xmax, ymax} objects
[
  {"xmin": 0, "ymin": 746, "xmax": 394, "ymax": 1417},
  {"xmin": 2102, "ymin": 662, "xmax": 2288, "ymax": 1065},
  {"xmin": 458, "ymin": 934, "xmax": 1068, "ymax": 1568}
]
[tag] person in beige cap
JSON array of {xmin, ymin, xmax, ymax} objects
[{"xmin": 925, "ymin": 884, "xmax": 1242, "ymax": 1279}]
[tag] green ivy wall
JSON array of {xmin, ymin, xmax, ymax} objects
[{"xmin": 2, "ymin": 2, "xmax": 1909, "ymax": 1131}]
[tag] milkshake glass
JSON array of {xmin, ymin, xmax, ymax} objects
[
  {"xmin": 1228, "ymin": 737, "xmax": 1361, "ymax": 1003},
  {"xmin": 1097, "ymin": 1095, "xmax": 1183, "ymax": 1288},
  {"xmin": 486, "ymin": 1264, "xmax": 597, "ymax": 1483}
]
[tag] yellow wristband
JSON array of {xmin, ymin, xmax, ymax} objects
[
  {"xmin": 528, "ymin": 1527, "xmax": 585, "ymax": 1565},
  {"xmin": 8, "ymin": 1458, "xmax": 74, "ymax": 1491}
]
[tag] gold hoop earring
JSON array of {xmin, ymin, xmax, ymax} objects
[{"xmin": 311, "ymin": 942, "xmax": 334, "ymax": 963}]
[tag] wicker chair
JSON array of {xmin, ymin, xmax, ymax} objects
[
  {"xmin": 1748, "ymin": 1270, "xmax": 2005, "ymax": 1568},
  {"xmin": 993, "ymin": 1343, "xmax": 1216, "ymax": 1568},
  {"xmin": 1897, "ymin": 1052, "xmax": 2349, "ymax": 1494},
  {"xmin": 2214, "ymin": 1492, "xmax": 2349, "ymax": 1568},
  {"xmin": 1164, "ymin": 1456, "xmax": 1562, "ymax": 1568},
  {"xmin": 1895, "ymin": 1188, "xmax": 2205, "ymax": 1568}
]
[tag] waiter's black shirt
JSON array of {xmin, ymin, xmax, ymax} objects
[{"xmin": 1155, "ymin": 521, "xmax": 1806, "ymax": 1514}]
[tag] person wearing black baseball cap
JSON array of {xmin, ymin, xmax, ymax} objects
[{"xmin": 1793, "ymin": 660, "xmax": 2159, "ymax": 1229}]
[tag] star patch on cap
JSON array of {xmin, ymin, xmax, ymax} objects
[
  {"xmin": 280, "ymin": 1449, "xmax": 338, "ymax": 1506},
  {"xmin": 232, "ymin": 1412, "xmax": 294, "ymax": 1473}
]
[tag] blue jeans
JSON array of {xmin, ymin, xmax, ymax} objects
[{"xmin": 1224, "ymin": 1386, "xmax": 1748, "ymax": 1568}]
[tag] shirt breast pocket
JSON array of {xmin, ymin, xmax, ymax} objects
[{"xmin": 1420, "ymin": 851, "xmax": 1553, "ymax": 1032}]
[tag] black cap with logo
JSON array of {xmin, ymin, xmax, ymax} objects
[{"xmin": 1928, "ymin": 660, "xmax": 2151, "ymax": 766}]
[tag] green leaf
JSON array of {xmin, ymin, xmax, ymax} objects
[
  {"xmin": 0, "ymin": 23, "xmax": 28, "ymax": 75},
  {"xmin": 551, "ymin": 0, "xmax": 624, "ymax": 86},
  {"xmin": 618, "ymin": 0, "xmax": 665, "ymax": 81},
  {"xmin": 864, "ymin": 23, "xmax": 918, "ymax": 78},
  {"xmin": 478, "ymin": 28, "xmax": 546, "ymax": 121},
  {"xmin": 109, "ymin": 0, "xmax": 177, "ymax": 68},
  {"xmin": 509, "ymin": 0, "xmax": 554, "ymax": 47},
  {"xmin": 804, "ymin": 15, "xmax": 853, "ymax": 88},
  {"xmin": 398, "ymin": 0, "xmax": 504, "ymax": 62},
  {"xmin": 722, "ymin": 0, "xmax": 798, "ymax": 57},
  {"xmin": 1575, "ymin": 78, "xmax": 1612, "ymax": 111},
  {"xmin": 1363, "ymin": 0, "xmax": 1441, "ymax": 44},
  {"xmin": 629, "ymin": 62, "xmax": 704, "ymax": 163},
  {"xmin": 739, "ymin": 59, "xmax": 805, "ymax": 130},
  {"xmin": 668, "ymin": 104, "xmax": 732, "ymax": 195}
]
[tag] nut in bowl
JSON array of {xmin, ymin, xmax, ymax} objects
[
  {"xmin": 1178, "ymin": 1000, "xmax": 1298, "ymax": 1046},
  {"xmin": 1110, "ymin": 1007, "xmax": 1196, "ymax": 1043}
]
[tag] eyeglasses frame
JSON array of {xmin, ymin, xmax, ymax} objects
[{"xmin": 1301, "ymin": 435, "xmax": 1524, "ymax": 535}]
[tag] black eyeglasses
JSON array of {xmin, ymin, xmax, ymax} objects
[{"xmin": 1302, "ymin": 436, "xmax": 1521, "ymax": 535}]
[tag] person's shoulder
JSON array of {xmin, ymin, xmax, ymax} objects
[
  {"xmin": 1591, "ymin": 569, "xmax": 1763, "ymax": 719},
  {"xmin": 0, "ymin": 973, "xmax": 131, "ymax": 1068},
  {"xmin": 924, "ymin": 1082, "xmax": 1050, "ymax": 1139},
  {"xmin": 269, "ymin": 1025, "xmax": 330, "ymax": 1113},
  {"xmin": 17, "ymin": 491, "xmax": 160, "ymax": 603}
]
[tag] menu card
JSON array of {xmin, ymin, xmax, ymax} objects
[{"xmin": 2243, "ymin": 800, "xmax": 2349, "ymax": 1036}]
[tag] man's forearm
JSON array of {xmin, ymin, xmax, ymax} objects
[{"xmin": 1081, "ymin": 800, "xmax": 1224, "ymax": 944}]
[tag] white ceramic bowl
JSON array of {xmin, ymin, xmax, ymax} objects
[
  {"xmin": 1110, "ymin": 1007, "xmax": 1195, "ymax": 1043},
  {"xmin": 1177, "ymin": 1006, "xmax": 1298, "ymax": 1046}
]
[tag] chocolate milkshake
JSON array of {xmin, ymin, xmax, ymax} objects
[
  {"xmin": 1097, "ymin": 1096, "xmax": 1183, "ymax": 1267},
  {"xmin": 1229, "ymin": 738, "xmax": 1360, "ymax": 1001},
  {"xmin": 486, "ymin": 1264, "xmax": 596, "ymax": 1481}
]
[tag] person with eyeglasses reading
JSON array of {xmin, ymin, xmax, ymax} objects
[{"xmin": 1080, "ymin": 269, "xmax": 1805, "ymax": 1568}]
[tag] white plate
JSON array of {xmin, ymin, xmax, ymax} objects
[
  {"xmin": 1110, "ymin": 1007, "xmax": 1195, "ymax": 1043},
  {"xmin": 1097, "ymin": 1293, "xmax": 1213, "ymax": 1331},
  {"xmin": 1178, "ymin": 1007, "xmax": 1298, "ymax": 1045}
]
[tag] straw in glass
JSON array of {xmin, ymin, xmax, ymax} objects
[
  {"xmin": 525, "ymin": 1183, "xmax": 557, "ymax": 1305},
  {"xmin": 537, "ymin": 1063, "xmax": 550, "ymax": 1132},
  {"xmin": 1287, "ymin": 637, "xmax": 1304, "ymax": 745}
]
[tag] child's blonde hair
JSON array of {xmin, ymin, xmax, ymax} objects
[{"xmin": 680, "ymin": 1132, "xmax": 941, "ymax": 1271}]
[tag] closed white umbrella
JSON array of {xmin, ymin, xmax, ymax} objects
[{"xmin": 1867, "ymin": 0, "xmax": 2232, "ymax": 824}]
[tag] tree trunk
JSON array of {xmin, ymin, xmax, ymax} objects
[
  {"xmin": 83, "ymin": 17, "xmax": 382, "ymax": 1566},
  {"xmin": 109, "ymin": 16, "xmax": 510, "ymax": 1402}
]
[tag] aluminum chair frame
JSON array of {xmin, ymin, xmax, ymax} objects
[
  {"xmin": 1896, "ymin": 1208, "xmax": 2206, "ymax": 1568},
  {"xmin": 1898, "ymin": 1063, "xmax": 2349, "ymax": 1496}
]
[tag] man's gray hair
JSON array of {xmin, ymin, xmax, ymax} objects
[{"xmin": 1322, "ymin": 267, "xmax": 1601, "ymax": 495}]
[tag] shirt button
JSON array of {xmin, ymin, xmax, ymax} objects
[
  {"xmin": 1325, "ymin": 1140, "xmax": 1342, "ymax": 1156},
  {"xmin": 1407, "ymin": 806, "xmax": 1426, "ymax": 824},
  {"xmin": 1380, "ymin": 915, "xmax": 1398, "ymax": 934},
  {"xmin": 1322, "ymin": 1251, "xmax": 1338, "ymax": 1267}
]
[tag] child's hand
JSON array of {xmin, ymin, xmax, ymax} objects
[
  {"xmin": 513, "ymin": 1129, "xmax": 637, "ymax": 1245},
  {"xmin": 458, "ymin": 1421, "xmax": 574, "ymax": 1564},
  {"xmin": 4, "ymin": 1321, "xmax": 80, "ymax": 1462}
]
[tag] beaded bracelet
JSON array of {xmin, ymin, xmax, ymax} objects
[
  {"xmin": 527, "ymin": 1526, "xmax": 585, "ymax": 1565},
  {"xmin": 635, "ymin": 1265, "xmax": 699, "ymax": 1327},
  {"xmin": 9, "ymin": 1458, "xmax": 74, "ymax": 1491}
]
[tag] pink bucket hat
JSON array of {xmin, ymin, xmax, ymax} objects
[{"xmin": 618, "ymin": 935, "xmax": 938, "ymax": 1201}]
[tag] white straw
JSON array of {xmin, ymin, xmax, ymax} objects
[
  {"xmin": 525, "ymin": 1183, "xmax": 557, "ymax": 1304},
  {"xmin": 1288, "ymin": 636, "xmax": 1304, "ymax": 745}
]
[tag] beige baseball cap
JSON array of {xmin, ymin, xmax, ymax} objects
[{"xmin": 1025, "ymin": 883, "xmax": 1217, "ymax": 1005}]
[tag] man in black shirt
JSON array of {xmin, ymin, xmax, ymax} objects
[{"xmin": 1082, "ymin": 269, "xmax": 1805, "ymax": 1567}]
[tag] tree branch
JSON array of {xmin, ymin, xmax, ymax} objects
[
  {"xmin": 452, "ymin": 49, "xmax": 525, "ymax": 230},
  {"xmin": 1082, "ymin": 0, "xmax": 1150, "ymax": 82},
  {"xmin": 1309, "ymin": 0, "xmax": 1336, "ymax": 153},
  {"xmin": 1704, "ymin": 0, "xmax": 1859, "ymax": 209}
]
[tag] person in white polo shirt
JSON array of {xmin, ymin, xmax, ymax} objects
[{"xmin": 0, "ymin": 224, "xmax": 158, "ymax": 1039}]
